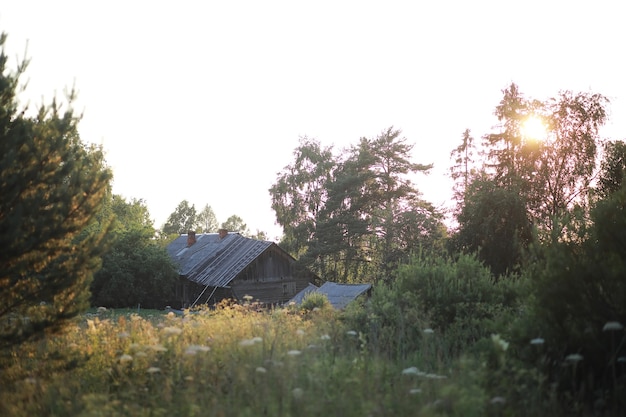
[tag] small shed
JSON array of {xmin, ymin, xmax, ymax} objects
[
  {"xmin": 167, "ymin": 230, "xmax": 316, "ymax": 308},
  {"xmin": 290, "ymin": 282, "xmax": 372, "ymax": 309}
]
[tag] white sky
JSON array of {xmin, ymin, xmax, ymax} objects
[{"xmin": 2, "ymin": 1, "xmax": 625, "ymax": 241}]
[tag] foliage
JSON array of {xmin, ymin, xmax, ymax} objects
[
  {"xmin": 392, "ymin": 253, "xmax": 526, "ymax": 358},
  {"xmin": 196, "ymin": 204, "xmax": 219, "ymax": 233},
  {"xmin": 270, "ymin": 136, "xmax": 336, "ymax": 256},
  {"xmin": 299, "ymin": 291, "xmax": 331, "ymax": 312},
  {"xmin": 90, "ymin": 196, "xmax": 179, "ymax": 309},
  {"xmin": 271, "ymin": 128, "xmax": 445, "ymax": 283},
  {"xmin": 0, "ymin": 33, "xmax": 112, "ymax": 351},
  {"xmin": 596, "ymin": 139, "xmax": 626, "ymax": 200},
  {"xmin": 511, "ymin": 185, "xmax": 626, "ymax": 412},
  {"xmin": 449, "ymin": 128, "xmax": 477, "ymax": 212},
  {"xmin": 479, "ymin": 83, "xmax": 608, "ymax": 242},
  {"xmin": 452, "ymin": 174, "xmax": 533, "ymax": 277},
  {"xmin": 221, "ymin": 214, "xmax": 250, "ymax": 236},
  {"xmin": 162, "ymin": 199, "xmax": 197, "ymax": 236}
]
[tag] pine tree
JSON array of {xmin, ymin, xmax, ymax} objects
[{"xmin": 0, "ymin": 33, "xmax": 112, "ymax": 350}]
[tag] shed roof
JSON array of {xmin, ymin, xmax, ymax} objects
[
  {"xmin": 290, "ymin": 282, "xmax": 372, "ymax": 309},
  {"xmin": 166, "ymin": 233, "xmax": 274, "ymax": 288}
]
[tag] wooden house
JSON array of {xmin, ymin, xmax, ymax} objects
[{"xmin": 166, "ymin": 230, "xmax": 316, "ymax": 308}]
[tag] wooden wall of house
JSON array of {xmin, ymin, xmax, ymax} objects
[
  {"xmin": 174, "ymin": 277, "xmax": 234, "ymax": 309},
  {"xmin": 230, "ymin": 247, "xmax": 311, "ymax": 305}
]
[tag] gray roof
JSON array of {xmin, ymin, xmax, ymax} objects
[
  {"xmin": 290, "ymin": 282, "xmax": 372, "ymax": 309},
  {"xmin": 288, "ymin": 283, "xmax": 319, "ymax": 304},
  {"xmin": 166, "ymin": 233, "xmax": 273, "ymax": 287}
]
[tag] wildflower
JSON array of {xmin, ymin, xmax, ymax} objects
[
  {"xmin": 243, "ymin": 295, "xmax": 254, "ymax": 301},
  {"xmin": 565, "ymin": 353, "xmax": 583, "ymax": 363},
  {"xmin": 255, "ymin": 367, "xmax": 267, "ymax": 374},
  {"xmin": 292, "ymin": 387, "xmax": 304, "ymax": 400},
  {"xmin": 97, "ymin": 306, "xmax": 107, "ymax": 314},
  {"xmin": 320, "ymin": 334, "xmax": 331, "ymax": 341},
  {"xmin": 184, "ymin": 376, "xmax": 194, "ymax": 382},
  {"xmin": 423, "ymin": 328, "xmax": 434, "ymax": 334},
  {"xmin": 490, "ymin": 396, "xmax": 506, "ymax": 405},
  {"xmin": 402, "ymin": 367, "xmax": 420, "ymax": 376},
  {"xmin": 491, "ymin": 334, "xmax": 509, "ymax": 351},
  {"xmin": 119, "ymin": 354, "xmax": 133, "ymax": 363},
  {"xmin": 603, "ymin": 321, "xmax": 624, "ymax": 331},
  {"xmin": 296, "ymin": 329, "xmax": 305, "ymax": 336},
  {"xmin": 147, "ymin": 367, "xmax": 161, "ymax": 374},
  {"xmin": 240, "ymin": 337, "xmax": 262, "ymax": 347},
  {"xmin": 240, "ymin": 339, "xmax": 256, "ymax": 347},
  {"xmin": 190, "ymin": 344, "xmax": 211, "ymax": 353},
  {"xmin": 287, "ymin": 350, "xmax": 302, "ymax": 356},
  {"xmin": 617, "ymin": 357, "xmax": 626, "ymax": 363},
  {"xmin": 118, "ymin": 332, "xmax": 130, "ymax": 339},
  {"xmin": 163, "ymin": 326, "xmax": 183, "ymax": 336},
  {"xmin": 409, "ymin": 388, "xmax": 422, "ymax": 394},
  {"xmin": 346, "ymin": 330, "xmax": 358, "ymax": 337},
  {"xmin": 307, "ymin": 344, "xmax": 319, "ymax": 350},
  {"xmin": 149, "ymin": 344, "xmax": 168, "ymax": 352},
  {"xmin": 530, "ymin": 338, "xmax": 545, "ymax": 345},
  {"xmin": 135, "ymin": 351, "xmax": 148, "ymax": 358},
  {"xmin": 24, "ymin": 377, "xmax": 37, "ymax": 385}
]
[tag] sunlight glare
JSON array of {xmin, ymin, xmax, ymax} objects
[{"xmin": 522, "ymin": 115, "xmax": 547, "ymax": 141}]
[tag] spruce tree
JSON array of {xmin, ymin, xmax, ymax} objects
[{"xmin": 0, "ymin": 33, "xmax": 112, "ymax": 350}]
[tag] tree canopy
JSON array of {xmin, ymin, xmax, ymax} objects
[{"xmin": 270, "ymin": 127, "xmax": 445, "ymax": 282}]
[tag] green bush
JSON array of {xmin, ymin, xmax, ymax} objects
[
  {"xmin": 300, "ymin": 291, "xmax": 331, "ymax": 312},
  {"xmin": 393, "ymin": 253, "xmax": 526, "ymax": 358}
]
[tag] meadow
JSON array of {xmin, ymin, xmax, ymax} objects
[
  {"xmin": 2, "ymin": 252, "xmax": 625, "ymax": 417},
  {"xmin": 1, "ymin": 300, "xmax": 516, "ymax": 417}
]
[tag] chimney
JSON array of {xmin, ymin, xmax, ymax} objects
[
  {"xmin": 187, "ymin": 230, "xmax": 196, "ymax": 247},
  {"xmin": 218, "ymin": 228, "xmax": 228, "ymax": 239}
]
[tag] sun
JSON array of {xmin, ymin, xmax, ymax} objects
[{"xmin": 521, "ymin": 115, "xmax": 547, "ymax": 141}]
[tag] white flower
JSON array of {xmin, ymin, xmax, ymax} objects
[
  {"xmin": 240, "ymin": 337, "xmax": 262, "ymax": 347},
  {"xmin": 119, "ymin": 354, "xmax": 133, "ymax": 363},
  {"xmin": 186, "ymin": 345, "xmax": 211, "ymax": 355},
  {"xmin": 490, "ymin": 396, "xmax": 506, "ymax": 405},
  {"xmin": 565, "ymin": 353, "xmax": 584, "ymax": 362},
  {"xmin": 603, "ymin": 321, "xmax": 624, "ymax": 331},
  {"xmin": 320, "ymin": 334, "xmax": 331, "ymax": 341},
  {"xmin": 135, "ymin": 351, "xmax": 148, "ymax": 358},
  {"xmin": 491, "ymin": 334, "xmax": 509, "ymax": 351},
  {"xmin": 423, "ymin": 328, "xmax": 434, "ymax": 334},
  {"xmin": 292, "ymin": 387, "xmax": 304, "ymax": 400},
  {"xmin": 402, "ymin": 366, "xmax": 420, "ymax": 376},
  {"xmin": 118, "ymin": 332, "xmax": 130, "ymax": 338},
  {"xmin": 346, "ymin": 330, "xmax": 358, "ymax": 336},
  {"xmin": 97, "ymin": 306, "xmax": 107, "ymax": 313},
  {"xmin": 287, "ymin": 350, "xmax": 302, "ymax": 356},
  {"xmin": 409, "ymin": 388, "xmax": 422, "ymax": 394},
  {"xmin": 530, "ymin": 338, "xmax": 545, "ymax": 345},
  {"xmin": 163, "ymin": 326, "xmax": 183, "ymax": 336},
  {"xmin": 149, "ymin": 344, "xmax": 168, "ymax": 352},
  {"xmin": 255, "ymin": 367, "xmax": 267, "ymax": 374},
  {"xmin": 296, "ymin": 329, "xmax": 305, "ymax": 336},
  {"xmin": 147, "ymin": 367, "xmax": 161, "ymax": 374}
]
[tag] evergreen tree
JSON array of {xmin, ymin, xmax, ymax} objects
[{"xmin": 0, "ymin": 33, "xmax": 112, "ymax": 350}]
